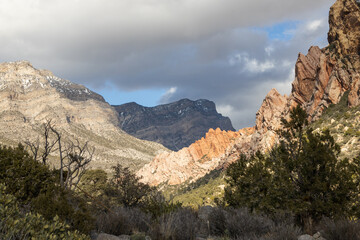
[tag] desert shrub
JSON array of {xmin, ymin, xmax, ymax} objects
[
  {"xmin": 0, "ymin": 184, "xmax": 90, "ymax": 240},
  {"xmin": 96, "ymin": 207, "xmax": 151, "ymax": 236},
  {"xmin": 265, "ymin": 223, "xmax": 302, "ymax": 240},
  {"xmin": 131, "ymin": 233, "xmax": 148, "ymax": 240},
  {"xmin": 106, "ymin": 164, "xmax": 154, "ymax": 207},
  {"xmin": 78, "ymin": 169, "xmax": 108, "ymax": 198},
  {"xmin": 225, "ymin": 208, "xmax": 273, "ymax": 238},
  {"xmin": 151, "ymin": 208, "xmax": 199, "ymax": 240},
  {"xmin": 207, "ymin": 207, "xmax": 227, "ymax": 236},
  {"xmin": 0, "ymin": 144, "xmax": 94, "ymax": 234},
  {"xmin": 0, "ymin": 144, "xmax": 55, "ymax": 202},
  {"xmin": 140, "ymin": 190, "xmax": 182, "ymax": 218},
  {"xmin": 319, "ymin": 218, "xmax": 360, "ymax": 240},
  {"xmin": 31, "ymin": 189, "xmax": 94, "ymax": 234}
]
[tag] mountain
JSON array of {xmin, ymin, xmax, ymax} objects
[
  {"xmin": 170, "ymin": 93, "xmax": 360, "ymax": 207},
  {"xmin": 0, "ymin": 61, "xmax": 167, "ymax": 171},
  {"xmin": 137, "ymin": 0, "xmax": 360, "ymax": 186},
  {"xmin": 113, "ymin": 99, "xmax": 235, "ymax": 151}
]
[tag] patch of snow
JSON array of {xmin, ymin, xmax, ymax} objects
[{"xmin": 21, "ymin": 78, "xmax": 32, "ymax": 89}]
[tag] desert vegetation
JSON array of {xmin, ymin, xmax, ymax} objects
[{"xmin": 1, "ymin": 106, "xmax": 360, "ymax": 240}]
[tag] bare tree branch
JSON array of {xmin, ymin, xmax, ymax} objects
[
  {"xmin": 24, "ymin": 119, "xmax": 94, "ymax": 190},
  {"xmin": 63, "ymin": 140, "xmax": 94, "ymax": 190}
]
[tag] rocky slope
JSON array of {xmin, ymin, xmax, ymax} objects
[
  {"xmin": 138, "ymin": 127, "xmax": 254, "ymax": 185},
  {"xmin": 137, "ymin": 0, "xmax": 360, "ymax": 186},
  {"xmin": 171, "ymin": 93, "xmax": 360, "ymax": 207},
  {"xmin": 0, "ymin": 61, "xmax": 166, "ymax": 171},
  {"xmin": 113, "ymin": 99, "xmax": 235, "ymax": 151},
  {"xmin": 214, "ymin": 0, "xmax": 360, "ymax": 167}
]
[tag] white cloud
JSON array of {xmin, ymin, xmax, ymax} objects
[
  {"xmin": 306, "ymin": 19, "xmax": 324, "ymax": 32},
  {"xmin": 230, "ymin": 53, "xmax": 275, "ymax": 73},
  {"xmin": 246, "ymin": 59, "xmax": 275, "ymax": 73},
  {"xmin": 265, "ymin": 46, "xmax": 275, "ymax": 56},
  {"xmin": 217, "ymin": 104, "xmax": 234, "ymax": 118},
  {"xmin": 160, "ymin": 87, "xmax": 177, "ymax": 103}
]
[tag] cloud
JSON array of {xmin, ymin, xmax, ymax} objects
[
  {"xmin": 306, "ymin": 19, "xmax": 324, "ymax": 32},
  {"xmin": 160, "ymin": 87, "xmax": 177, "ymax": 103},
  {"xmin": 0, "ymin": 0, "xmax": 334, "ymax": 129},
  {"xmin": 230, "ymin": 53, "xmax": 275, "ymax": 73}
]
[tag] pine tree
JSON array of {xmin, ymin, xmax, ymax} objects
[{"xmin": 224, "ymin": 105, "xmax": 360, "ymax": 233}]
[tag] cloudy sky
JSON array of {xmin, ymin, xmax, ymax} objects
[{"xmin": 0, "ymin": 0, "xmax": 334, "ymax": 129}]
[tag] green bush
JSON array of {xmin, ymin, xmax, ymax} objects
[
  {"xmin": 0, "ymin": 144, "xmax": 94, "ymax": 233},
  {"xmin": 0, "ymin": 184, "xmax": 90, "ymax": 240},
  {"xmin": 0, "ymin": 144, "xmax": 55, "ymax": 202},
  {"xmin": 105, "ymin": 164, "xmax": 154, "ymax": 207},
  {"xmin": 140, "ymin": 190, "xmax": 182, "ymax": 218},
  {"xmin": 224, "ymin": 106, "xmax": 360, "ymax": 233}
]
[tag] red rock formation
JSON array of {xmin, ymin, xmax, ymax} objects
[
  {"xmin": 137, "ymin": 127, "xmax": 254, "ymax": 185},
  {"xmin": 223, "ymin": 0, "xmax": 360, "ymax": 164},
  {"xmin": 255, "ymin": 88, "xmax": 288, "ymax": 132},
  {"xmin": 138, "ymin": 0, "xmax": 360, "ymax": 186}
]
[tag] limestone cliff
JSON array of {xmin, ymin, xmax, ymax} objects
[
  {"xmin": 0, "ymin": 61, "xmax": 166, "ymax": 171},
  {"xmin": 137, "ymin": 0, "xmax": 360, "ymax": 186}
]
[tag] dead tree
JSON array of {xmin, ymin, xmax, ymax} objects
[
  {"xmin": 25, "ymin": 120, "xmax": 59, "ymax": 165},
  {"xmin": 63, "ymin": 139, "xmax": 94, "ymax": 190},
  {"xmin": 48, "ymin": 124, "xmax": 66, "ymax": 187},
  {"xmin": 25, "ymin": 119, "xmax": 94, "ymax": 190}
]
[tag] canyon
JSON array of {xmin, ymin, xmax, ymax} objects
[{"xmin": 137, "ymin": 0, "xmax": 360, "ymax": 186}]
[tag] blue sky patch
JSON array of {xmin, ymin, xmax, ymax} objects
[
  {"xmin": 253, "ymin": 20, "xmax": 301, "ymax": 41},
  {"xmin": 96, "ymin": 82, "xmax": 166, "ymax": 107}
]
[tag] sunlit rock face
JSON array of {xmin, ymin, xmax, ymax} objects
[
  {"xmin": 0, "ymin": 61, "xmax": 167, "ymax": 171},
  {"xmin": 138, "ymin": 0, "xmax": 360, "ymax": 186},
  {"xmin": 137, "ymin": 127, "xmax": 254, "ymax": 186}
]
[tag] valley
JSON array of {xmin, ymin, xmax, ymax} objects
[{"xmin": 1, "ymin": 0, "xmax": 360, "ymax": 239}]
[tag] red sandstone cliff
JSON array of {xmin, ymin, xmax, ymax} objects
[
  {"xmin": 137, "ymin": 0, "xmax": 360, "ymax": 186},
  {"xmin": 137, "ymin": 127, "xmax": 254, "ymax": 185}
]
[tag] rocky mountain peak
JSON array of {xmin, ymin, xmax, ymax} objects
[
  {"xmin": 0, "ymin": 60, "xmax": 167, "ymax": 172},
  {"xmin": 328, "ymin": 0, "xmax": 360, "ymax": 59},
  {"xmin": 113, "ymin": 99, "xmax": 235, "ymax": 151},
  {"xmin": 0, "ymin": 61, "xmax": 104, "ymax": 102}
]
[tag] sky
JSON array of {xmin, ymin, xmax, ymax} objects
[{"xmin": 0, "ymin": 0, "xmax": 334, "ymax": 129}]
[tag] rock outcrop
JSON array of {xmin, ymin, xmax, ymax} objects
[
  {"xmin": 138, "ymin": 127, "xmax": 254, "ymax": 185},
  {"xmin": 137, "ymin": 0, "xmax": 360, "ymax": 186},
  {"xmin": 113, "ymin": 99, "xmax": 235, "ymax": 151},
  {"xmin": 255, "ymin": 88, "xmax": 288, "ymax": 132},
  {"xmin": 0, "ymin": 61, "xmax": 166, "ymax": 171},
  {"xmin": 219, "ymin": 0, "xmax": 360, "ymax": 166}
]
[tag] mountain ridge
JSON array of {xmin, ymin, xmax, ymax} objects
[
  {"xmin": 113, "ymin": 98, "xmax": 235, "ymax": 151},
  {"xmin": 0, "ymin": 60, "xmax": 167, "ymax": 171}
]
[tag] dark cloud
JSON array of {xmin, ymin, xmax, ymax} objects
[{"xmin": 0, "ymin": 0, "xmax": 334, "ymax": 128}]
